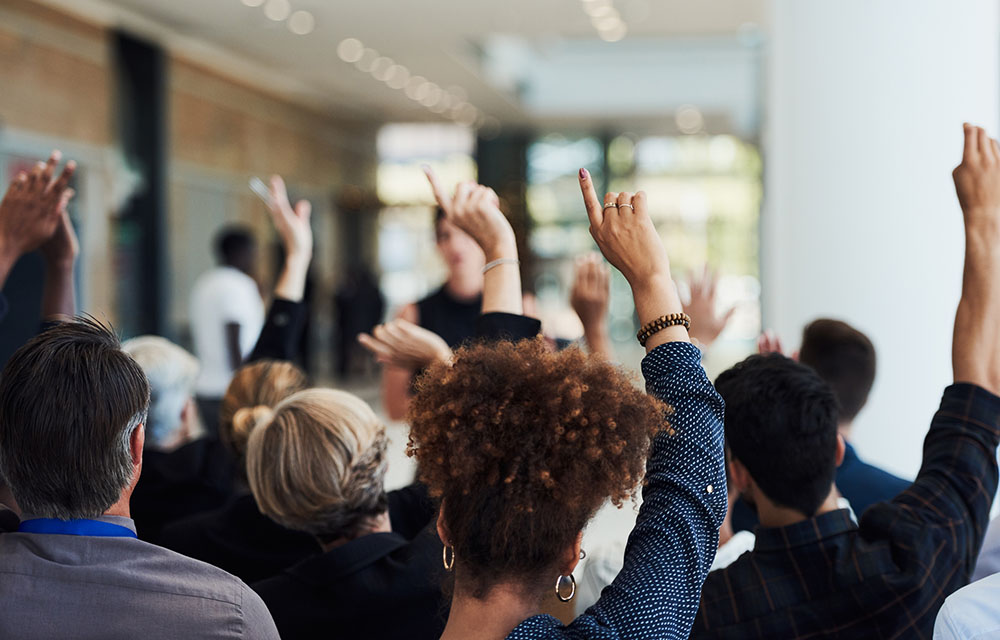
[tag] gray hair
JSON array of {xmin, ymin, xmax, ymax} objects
[{"xmin": 121, "ymin": 336, "xmax": 200, "ymax": 449}]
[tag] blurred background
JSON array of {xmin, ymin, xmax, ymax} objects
[{"xmin": 0, "ymin": 0, "xmax": 997, "ymax": 482}]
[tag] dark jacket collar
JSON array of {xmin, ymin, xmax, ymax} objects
[
  {"xmin": 753, "ymin": 508, "xmax": 857, "ymax": 553},
  {"xmin": 285, "ymin": 531, "xmax": 410, "ymax": 585}
]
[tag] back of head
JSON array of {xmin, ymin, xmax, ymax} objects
[
  {"xmin": 0, "ymin": 318, "xmax": 150, "ymax": 519},
  {"xmin": 243, "ymin": 388, "xmax": 387, "ymax": 542},
  {"xmin": 214, "ymin": 225, "xmax": 256, "ymax": 268},
  {"xmin": 219, "ymin": 360, "xmax": 308, "ymax": 464},
  {"xmin": 798, "ymin": 318, "xmax": 876, "ymax": 424},
  {"xmin": 122, "ymin": 336, "xmax": 199, "ymax": 450},
  {"xmin": 409, "ymin": 339, "xmax": 668, "ymax": 597},
  {"xmin": 715, "ymin": 353, "xmax": 839, "ymax": 517}
]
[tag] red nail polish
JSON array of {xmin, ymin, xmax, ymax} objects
[{"xmin": 579, "ymin": 168, "xmax": 588, "ymax": 180}]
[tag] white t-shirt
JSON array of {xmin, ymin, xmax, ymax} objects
[{"xmin": 190, "ymin": 266, "xmax": 264, "ymax": 397}]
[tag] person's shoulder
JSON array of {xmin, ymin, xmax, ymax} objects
[{"xmin": 937, "ymin": 573, "xmax": 1000, "ymax": 638}]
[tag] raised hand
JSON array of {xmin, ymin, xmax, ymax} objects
[
  {"xmin": 39, "ymin": 199, "xmax": 80, "ymax": 269},
  {"xmin": 424, "ymin": 166, "xmax": 515, "ymax": 261},
  {"xmin": 578, "ymin": 168, "xmax": 686, "ymax": 349},
  {"xmin": 683, "ymin": 266, "xmax": 735, "ymax": 348},
  {"xmin": 571, "ymin": 253, "xmax": 610, "ymax": 330},
  {"xmin": 952, "ymin": 123, "xmax": 1000, "ymax": 394},
  {"xmin": 267, "ymin": 175, "xmax": 313, "ymax": 262},
  {"xmin": 358, "ymin": 319, "xmax": 453, "ymax": 372},
  {"xmin": 756, "ymin": 330, "xmax": 786, "ymax": 356},
  {"xmin": 0, "ymin": 151, "xmax": 76, "ymax": 284}
]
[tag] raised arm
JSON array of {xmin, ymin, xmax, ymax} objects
[
  {"xmin": 872, "ymin": 124, "xmax": 1000, "ymax": 581},
  {"xmin": 0, "ymin": 151, "xmax": 75, "ymax": 291},
  {"xmin": 952, "ymin": 124, "xmax": 1000, "ymax": 394},
  {"xmin": 570, "ymin": 252, "xmax": 614, "ymax": 360},
  {"xmin": 38, "ymin": 205, "xmax": 79, "ymax": 320},
  {"xmin": 247, "ymin": 175, "xmax": 313, "ymax": 363},
  {"xmin": 571, "ymin": 168, "xmax": 727, "ymax": 637}
]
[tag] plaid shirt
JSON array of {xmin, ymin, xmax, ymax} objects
[{"xmin": 693, "ymin": 383, "xmax": 1000, "ymax": 640}]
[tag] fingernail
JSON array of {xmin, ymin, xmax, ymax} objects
[
  {"xmin": 579, "ymin": 168, "xmax": 588, "ymax": 180},
  {"xmin": 421, "ymin": 164, "xmax": 431, "ymax": 172}
]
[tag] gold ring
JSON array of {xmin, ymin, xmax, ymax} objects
[
  {"xmin": 619, "ymin": 203, "xmax": 634, "ymax": 211},
  {"xmin": 603, "ymin": 203, "xmax": 618, "ymax": 210}
]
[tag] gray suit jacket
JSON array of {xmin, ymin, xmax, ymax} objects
[{"xmin": 0, "ymin": 516, "xmax": 279, "ymax": 639}]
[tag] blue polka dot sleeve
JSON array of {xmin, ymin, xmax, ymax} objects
[{"xmin": 507, "ymin": 341, "xmax": 728, "ymax": 639}]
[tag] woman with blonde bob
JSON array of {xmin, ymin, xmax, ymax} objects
[{"xmin": 246, "ymin": 388, "xmax": 447, "ymax": 640}]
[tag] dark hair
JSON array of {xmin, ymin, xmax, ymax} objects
[
  {"xmin": 0, "ymin": 317, "xmax": 150, "ymax": 519},
  {"xmin": 408, "ymin": 339, "xmax": 669, "ymax": 598},
  {"xmin": 215, "ymin": 225, "xmax": 256, "ymax": 265},
  {"xmin": 798, "ymin": 319, "xmax": 876, "ymax": 423},
  {"xmin": 715, "ymin": 353, "xmax": 839, "ymax": 517}
]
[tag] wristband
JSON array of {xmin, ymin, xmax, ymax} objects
[
  {"xmin": 637, "ymin": 313, "xmax": 691, "ymax": 347},
  {"xmin": 482, "ymin": 258, "xmax": 520, "ymax": 274}
]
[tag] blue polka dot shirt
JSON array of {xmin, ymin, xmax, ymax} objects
[{"xmin": 506, "ymin": 341, "xmax": 728, "ymax": 639}]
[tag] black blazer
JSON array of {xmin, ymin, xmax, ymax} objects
[
  {"xmin": 251, "ymin": 484, "xmax": 447, "ymax": 640},
  {"xmin": 159, "ymin": 493, "xmax": 322, "ymax": 584}
]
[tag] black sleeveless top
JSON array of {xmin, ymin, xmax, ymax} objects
[{"xmin": 416, "ymin": 286, "xmax": 482, "ymax": 348}]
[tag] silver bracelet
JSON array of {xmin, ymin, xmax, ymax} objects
[{"xmin": 482, "ymin": 258, "xmax": 520, "ymax": 274}]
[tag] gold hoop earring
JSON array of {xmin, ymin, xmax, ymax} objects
[
  {"xmin": 442, "ymin": 545, "xmax": 455, "ymax": 571},
  {"xmin": 555, "ymin": 574, "xmax": 576, "ymax": 602}
]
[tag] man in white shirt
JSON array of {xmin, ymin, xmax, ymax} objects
[
  {"xmin": 190, "ymin": 226, "xmax": 264, "ymax": 435},
  {"xmin": 934, "ymin": 573, "xmax": 1000, "ymax": 639}
]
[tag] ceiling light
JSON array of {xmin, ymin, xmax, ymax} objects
[
  {"xmin": 371, "ymin": 56, "xmax": 395, "ymax": 80},
  {"xmin": 675, "ymin": 105, "xmax": 704, "ymax": 134},
  {"xmin": 588, "ymin": 5, "xmax": 616, "ymax": 19},
  {"xmin": 592, "ymin": 14, "xmax": 622, "ymax": 30},
  {"xmin": 263, "ymin": 0, "xmax": 291, "ymax": 22},
  {"xmin": 599, "ymin": 23, "xmax": 627, "ymax": 42},
  {"xmin": 446, "ymin": 86, "xmax": 468, "ymax": 103},
  {"xmin": 419, "ymin": 84, "xmax": 443, "ymax": 107},
  {"xmin": 355, "ymin": 48, "xmax": 379, "ymax": 72},
  {"xmin": 337, "ymin": 38, "xmax": 364, "ymax": 63},
  {"xmin": 288, "ymin": 10, "xmax": 315, "ymax": 35},
  {"xmin": 455, "ymin": 108, "xmax": 479, "ymax": 127},
  {"xmin": 404, "ymin": 76, "xmax": 428, "ymax": 100},
  {"xmin": 385, "ymin": 65, "xmax": 410, "ymax": 89},
  {"xmin": 241, "ymin": 0, "xmax": 265, "ymax": 7}
]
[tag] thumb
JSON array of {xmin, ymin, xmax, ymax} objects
[{"xmin": 295, "ymin": 200, "xmax": 312, "ymax": 220}]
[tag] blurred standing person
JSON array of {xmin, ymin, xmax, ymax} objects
[
  {"xmin": 190, "ymin": 226, "xmax": 265, "ymax": 436},
  {"xmin": 380, "ymin": 168, "xmax": 486, "ymax": 420}
]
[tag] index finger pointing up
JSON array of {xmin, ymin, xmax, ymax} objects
[
  {"xmin": 579, "ymin": 168, "xmax": 603, "ymax": 227},
  {"xmin": 422, "ymin": 165, "xmax": 452, "ymax": 212}
]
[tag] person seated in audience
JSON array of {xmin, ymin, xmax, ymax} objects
[
  {"xmin": 972, "ymin": 509, "xmax": 1000, "ymax": 582},
  {"xmin": 732, "ymin": 318, "xmax": 910, "ymax": 530},
  {"xmin": 190, "ymin": 224, "xmax": 265, "ymax": 436},
  {"xmin": 692, "ymin": 124, "xmax": 1000, "ymax": 639},
  {"xmin": 0, "ymin": 150, "xmax": 77, "ymax": 532},
  {"xmin": 158, "ymin": 358, "xmax": 321, "ymax": 581},
  {"xmin": 0, "ymin": 318, "xmax": 278, "ymax": 639},
  {"xmin": 389, "ymin": 170, "xmax": 726, "ymax": 639},
  {"xmin": 246, "ymin": 388, "xmax": 447, "ymax": 639},
  {"xmin": 123, "ymin": 336, "xmax": 234, "ymax": 542}
]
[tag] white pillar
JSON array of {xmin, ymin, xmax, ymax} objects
[{"xmin": 763, "ymin": 0, "xmax": 999, "ymax": 478}]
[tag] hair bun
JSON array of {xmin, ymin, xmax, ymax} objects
[{"xmin": 231, "ymin": 405, "xmax": 276, "ymax": 442}]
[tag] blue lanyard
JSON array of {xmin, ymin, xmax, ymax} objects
[{"xmin": 17, "ymin": 518, "xmax": 137, "ymax": 538}]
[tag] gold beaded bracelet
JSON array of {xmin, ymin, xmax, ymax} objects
[{"xmin": 637, "ymin": 313, "xmax": 691, "ymax": 347}]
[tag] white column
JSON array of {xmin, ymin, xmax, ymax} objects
[{"xmin": 763, "ymin": 0, "xmax": 999, "ymax": 478}]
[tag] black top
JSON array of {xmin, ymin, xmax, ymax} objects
[
  {"xmin": 131, "ymin": 437, "xmax": 236, "ymax": 543},
  {"xmin": 416, "ymin": 286, "xmax": 482, "ymax": 348},
  {"xmin": 251, "ymin": 483, "xmax": 447, "ymax": 640},
  {"xmin": 158, "ymin": 493, "xmax": 322, "ymax": 584},
  {"xmin": 694, "ymin": 384, "xmax": 1000, "ymax": 639}
]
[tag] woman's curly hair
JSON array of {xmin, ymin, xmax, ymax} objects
[{"xmin": 408, "ymin": 338, "xmax": 670, "ymax": 594}]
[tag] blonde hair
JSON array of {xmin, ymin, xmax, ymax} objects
[
  {"xmin": 242, "ymin": 388, "xmax": 389, "ymax": 541},
  {"xmin": 220, "ymin": 360, "xmax": 307, "ymax": 463}
]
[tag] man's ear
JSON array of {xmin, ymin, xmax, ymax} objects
[
  {"xmin": 835, "ymin": 433, "xmax": 846, "ymax": 468},
  {"xmin": 130, "ymin": 423, "xmax": 145, "ymax": 468},
  {"xmin": 728, "ymin": 457, "xmax": 752, "ymax": 494}
]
